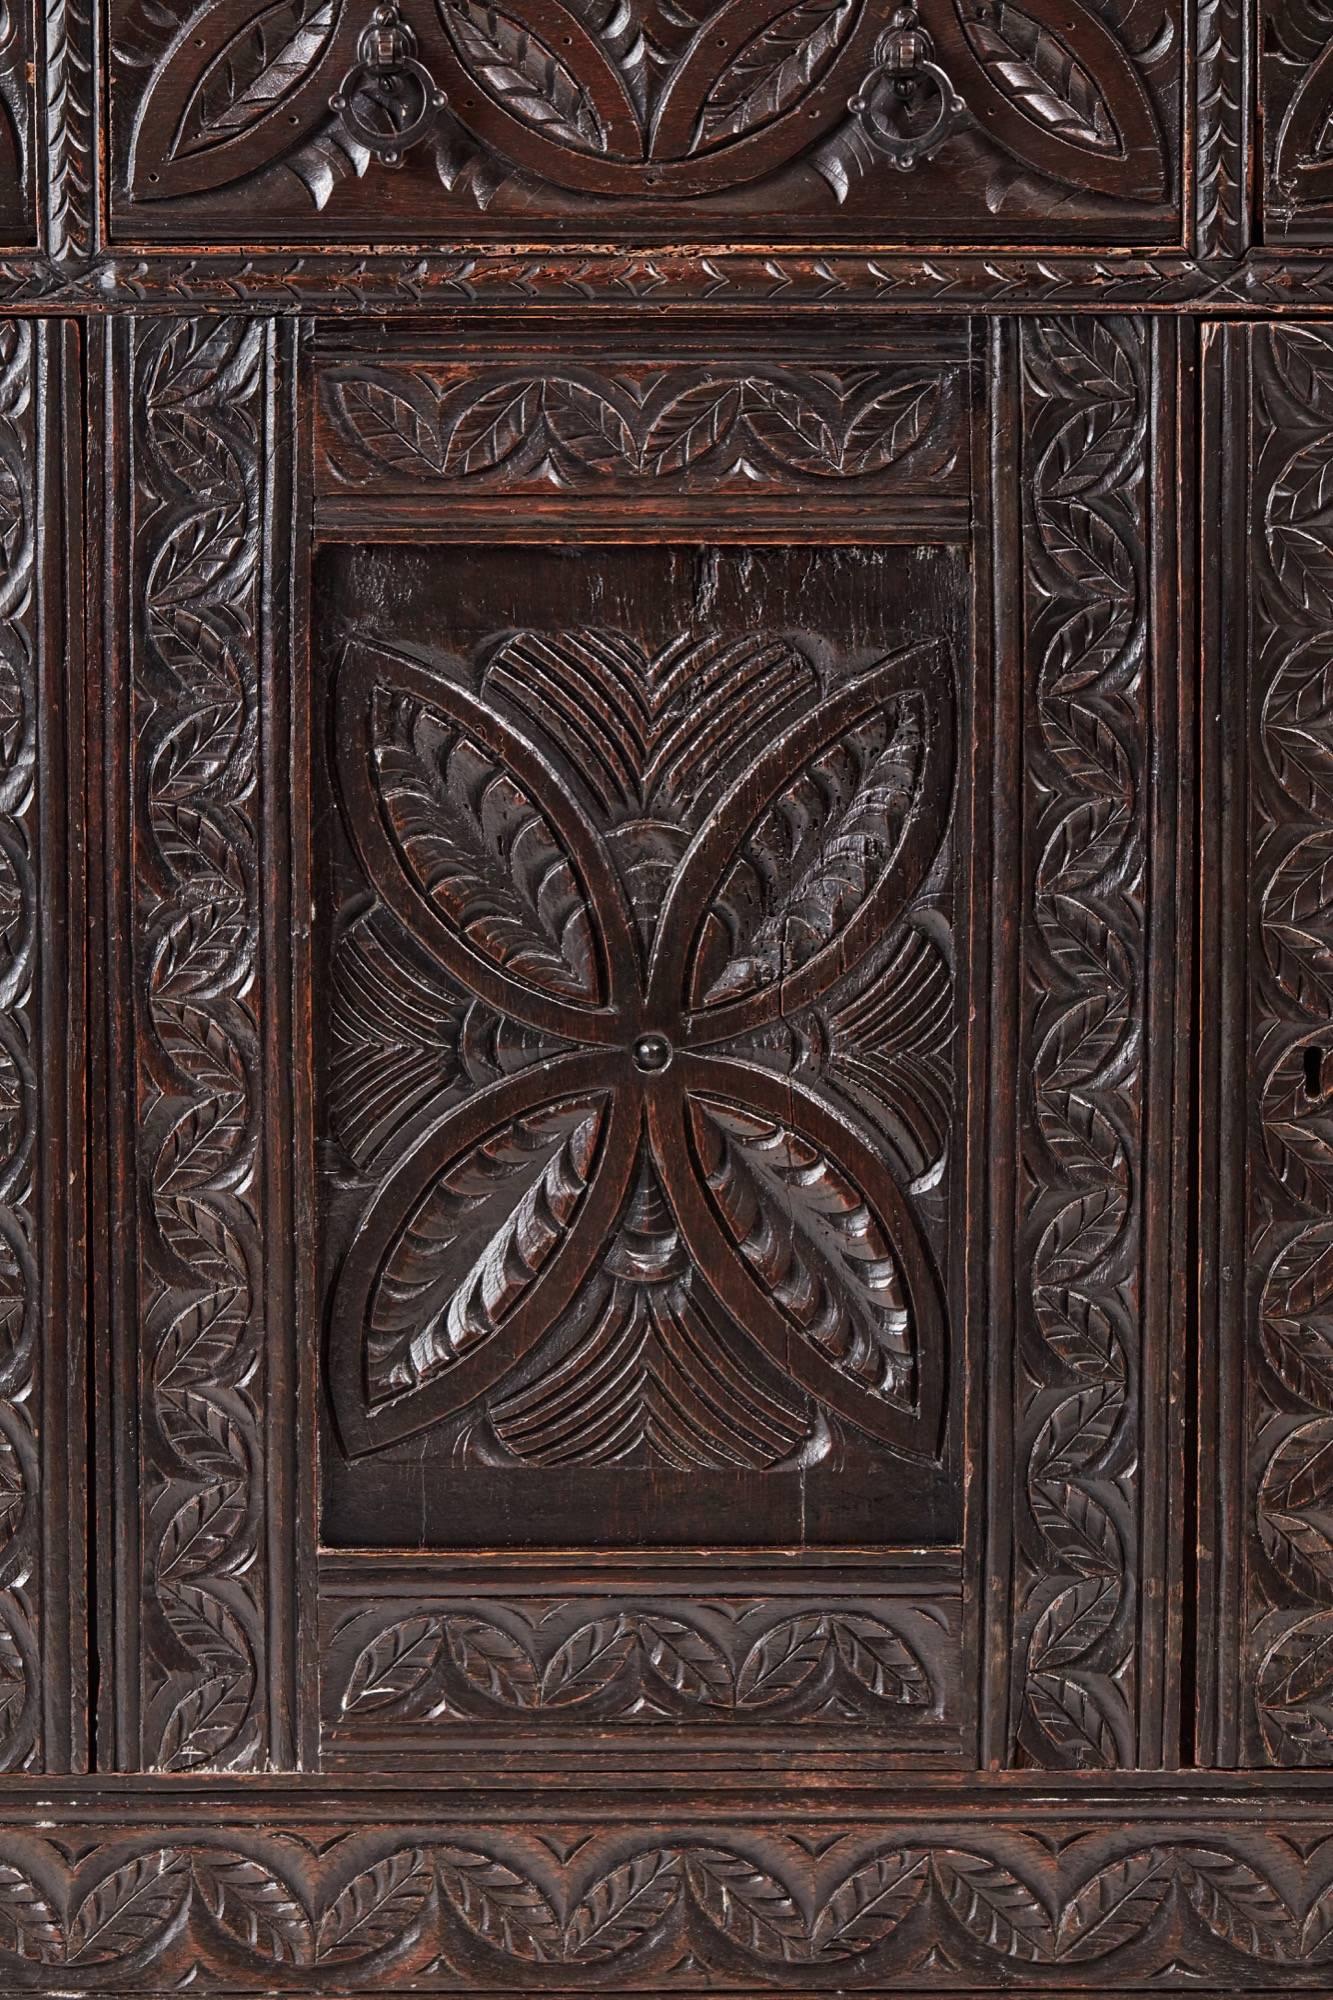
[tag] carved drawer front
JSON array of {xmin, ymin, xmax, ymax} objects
[
  {"xmin": 109, "ymin": 0, "xmax": 1182, "ymax": 249},
  {"xmin": 97, "ymin": 312, "xmax": 1188, "ymax": 1786}
]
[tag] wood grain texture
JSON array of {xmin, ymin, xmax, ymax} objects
[
  {"xmin": 107, "ymin": 0, "xmax": 1181, "ymax": 246},
  {"xmin": 0, "ymin": 1785, "xmax": 1316, "ymax": 1986},
  {"xmin": 106, "ymin": 317, "xmax": 292, "ymax": 1773},
  {"xmin": 9, "ymin": 0, "xmax": 1333, "ymax": 1980}
]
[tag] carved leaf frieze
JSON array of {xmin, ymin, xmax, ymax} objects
[
  {"xmin": 1011, "ymin": 316, "xmax": 1148, "ymax": 1771},
  {"xmin": 318, "ymin": 362, "xmax": 961, "ymax": 493},
  {"xmin": 131, "ymin": 317, "xmax": 271, "ymax": 1773},
  {"xmin": 116, "ymin": 0, "xmax": 1173, "ymax": 225},
  {"xmin": 0, "ymin": 1824, "xmax": 1322, "ymax": 1983},
  {"xmin": 1247, "ymin": 323, "xmax": 1333, "ymax": 1765},
  {"xmin": 325, "ymin": 1598, "xmax": 949, "ymax": 1724}
]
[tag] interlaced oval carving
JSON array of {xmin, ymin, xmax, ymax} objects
[{"xmin": 326, "ymin": 628, "xmax": 954, "ymax": 1464}]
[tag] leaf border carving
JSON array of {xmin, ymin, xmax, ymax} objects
[
  {"xmin": 0, "ymin": 324, "xmax": 44, "ymax": 1773},
  {"xmin": 0, "ymin": 1806, "xmax": 1322, "ymax": 1984},
  {"xmin": 321, "ymin": 1593, "xmax": 960, "ymax": 1736},
  {"xmin": 316, "ymin": 361, "xmax": 964, "ymax": 495},
  {"xmin": 1244, "ymin": 323, "xmax": 1333, "ymax": 1765},
  {"xmin": 1009, "ymin": 316, "xmax": 1150, "ymax": 1771},
  {"xmin": 127, "ymin": 317, "xmax": 277, "ymax": 1773}
]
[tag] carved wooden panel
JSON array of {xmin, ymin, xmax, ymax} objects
[
  {"xmin": 103, "ymin": 316, "xmax": 298, "ymax": 1773},
  {"xmin": 106, "ymin": 0, "xmax": 1183, "ymax": 246},
  {"xmin": 312, "ymin": 527, "xmax": 976, "ymax": 1763},
  {"xmin": 1, "ymin": 0, "xmax": 1332, "ymax": 1968},
  {"xmin": 0, "ymin": 318, "xmax": 86, "ymax": 1778},
  {"xmin": 91, "ymin": 310, "xmax": 1196, "ymax": 1814},
  {"xmin": 1205, "ymin": 321, "xmax": 1333, "ymax": 1767}
]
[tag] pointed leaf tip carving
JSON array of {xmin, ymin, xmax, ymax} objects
[
  {"xmin": 693, "ymin": 0, "xmax": 857, "ymax": 149},
  {"xmin": 372, "ymin": 686, "xmax": 602, "ymax": 1005},
  {"xmin": 961, "ymin": 2, "xmax": 1117, "ymax": 153},
  {"xmin": 943, "ymin": 0, "xmax": 1166, "ymax": 200},
  {"xmin": 129, "ymin": 0, "xmax": 352, "ymax": 198},
  {"xmin": 691, "ymin": 1095, "xmax": 917, "ymax": 1408},
  {"xmin": 174, "ymin": 0, "xmax": 339, "ymax": 157},
  {"xmin": 366, "ymin": 1097, "xmax": 607, "ymax": 1405},
  {"xmin": 443, "ymin": 0, "xmax": 607, "ymax": 153},
  {"xmin": 689, "ymin": 669, "xmax": 947, "ymax": 1022}
]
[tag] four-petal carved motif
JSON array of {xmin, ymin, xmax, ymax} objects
[{"xmin": 327, "ymin": 628, "xmax": 954, "ymax": 1465}]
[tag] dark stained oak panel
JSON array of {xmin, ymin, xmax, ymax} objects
[
  {"xmin": 1204, "ymin": 321, "xmax": 1333, "ymax": 1769},
  {"xmin": 107, "ymin": 0, "xmax": 1182, "ymax": 246},
  {"xmin": 316, "ymin": 541, "xmax": 966, "ymax": 1545},
  {"xmin": 3, "ymin": 0, "xmax": 1333, "ymax": 1991}
]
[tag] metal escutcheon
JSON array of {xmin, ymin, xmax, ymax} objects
[
  {"xmin": 849, "ymin": 8, "xmax": 968, "ymax": 171},
  {"xmin": 330, "ymin": 5, "xmax": 447, "ymax": 164}
]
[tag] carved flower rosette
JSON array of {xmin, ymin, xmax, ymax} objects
[{"xmin": 327, "ymin": 631, "xmax": 954, "ymax": 1465}]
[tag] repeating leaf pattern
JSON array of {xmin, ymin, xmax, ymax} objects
[
  {"xmin": 323, "ymin": 365, "xmax": 956, "ymax": 491},
  {"xmin": 133, "ymin": 319, "xmax": 269, "ymax": 1771},
  {"xmin": 0, "ymin": 1825, "xmax": 1316, "ymax": 1981},
  {"xmin": 1250, "ymin": 327, "xmax": 1333, "ymax": 1764},
  {"xmin": 1012, "ymin": 319, "xmax": 1146, "ymax": 1770},
  {"xmin": 123, "ymin": 0, "xmax": 1171, "ymax": 207},
  {"xmin": 0, "ymin": 327, "xmax": 39, "ymax": 1774},
  {"xmin": 329, "ymin": 1601, "xmax": 942, "ymax": 1722}
]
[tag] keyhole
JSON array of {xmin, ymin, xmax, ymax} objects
[{"xmin": 1305, "ymin": 1044, "xmax": 1327, "ymax": 1101}]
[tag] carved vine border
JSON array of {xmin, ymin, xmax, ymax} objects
[
  {"xmin": 1246, "ymin": 322, "xmax": 1333, "ymax": 1765},
  {"xmin": 316, "ymin": 360, "xmax": 964, "ymax": 492},
  {"xmin": 130, "ymin": 317, "xmax": 271, "ymax": 1772},
  {"xmin": 1011, "ymin": 317, "xmax": 1147, "ymax": 1770},
  {"xmin": 322, "ymin": 1597, "xmax": 960, "ymax": 1730},
  {"xmin": 0, "ymin": 1819, "xmax": 1317, "ymax": 1982}
]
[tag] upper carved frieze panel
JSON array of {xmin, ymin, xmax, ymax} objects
[{"xmin": 107, "ymin": 0, "xmax": 1183, "ymax": 246}]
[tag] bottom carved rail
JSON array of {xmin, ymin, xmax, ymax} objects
[{"xmin": 0, "ymin": 1797, "xmax": 1328, "ymax": 1987}]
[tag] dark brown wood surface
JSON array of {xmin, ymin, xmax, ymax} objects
[{"xmin": 0, "ymin": 0, "xmax": 1329, "ymax": 1992}]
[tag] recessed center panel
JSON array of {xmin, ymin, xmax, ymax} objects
[{"xmin": 315, "ymin": 541, "xmax": 971, "ymax": 1551}]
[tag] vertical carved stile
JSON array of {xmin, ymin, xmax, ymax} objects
[
  {"xmin": 1196, "ymin": 0, "xmax": 1250, "ymax": 260},
  {"xmin": 127, "ymin": 318, "xmax": 276, "ymax": 1771},
  {"xmin": 1245, "ymin": 324, "xmax": 1333, "ymax": 1765},
  {"xmin": 42, "ymin": 0, "xmax": 94, "ymax": 263},
  {"xmin": 1011, "ymin": 318, "xmax": 1149, "ymax": 1770},
  {"xmin": 0, "ymin": 323, "xmax": 45, "ymax": 1770}
]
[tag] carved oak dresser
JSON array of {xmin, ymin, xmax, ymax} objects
[{"xmin": 0, "ymin": 0, "xmax": 1326, "ymax": 1993}]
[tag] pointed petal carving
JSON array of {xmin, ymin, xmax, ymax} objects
[
  {"xmin": 335, "ymin": 639, "xmax": 635, "ymax": 1040},
  {"xmin": 650, "ymin": 639, "xmax": 952, "ymax": 1044},
  {"xmin": 656, "ymin": 1056, "xmax": 945, "ymax": 1455},
  {"xmin": 127, "ymin": 0, "xmax": 356, "ymax": 199},
  {"xmin": 329, "ymin": 1055, "xmax": 640, "ymax": 1454},
  {"xmin": 934, "ymin": 0, "xmax": 1167, "ymax": 201}
]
